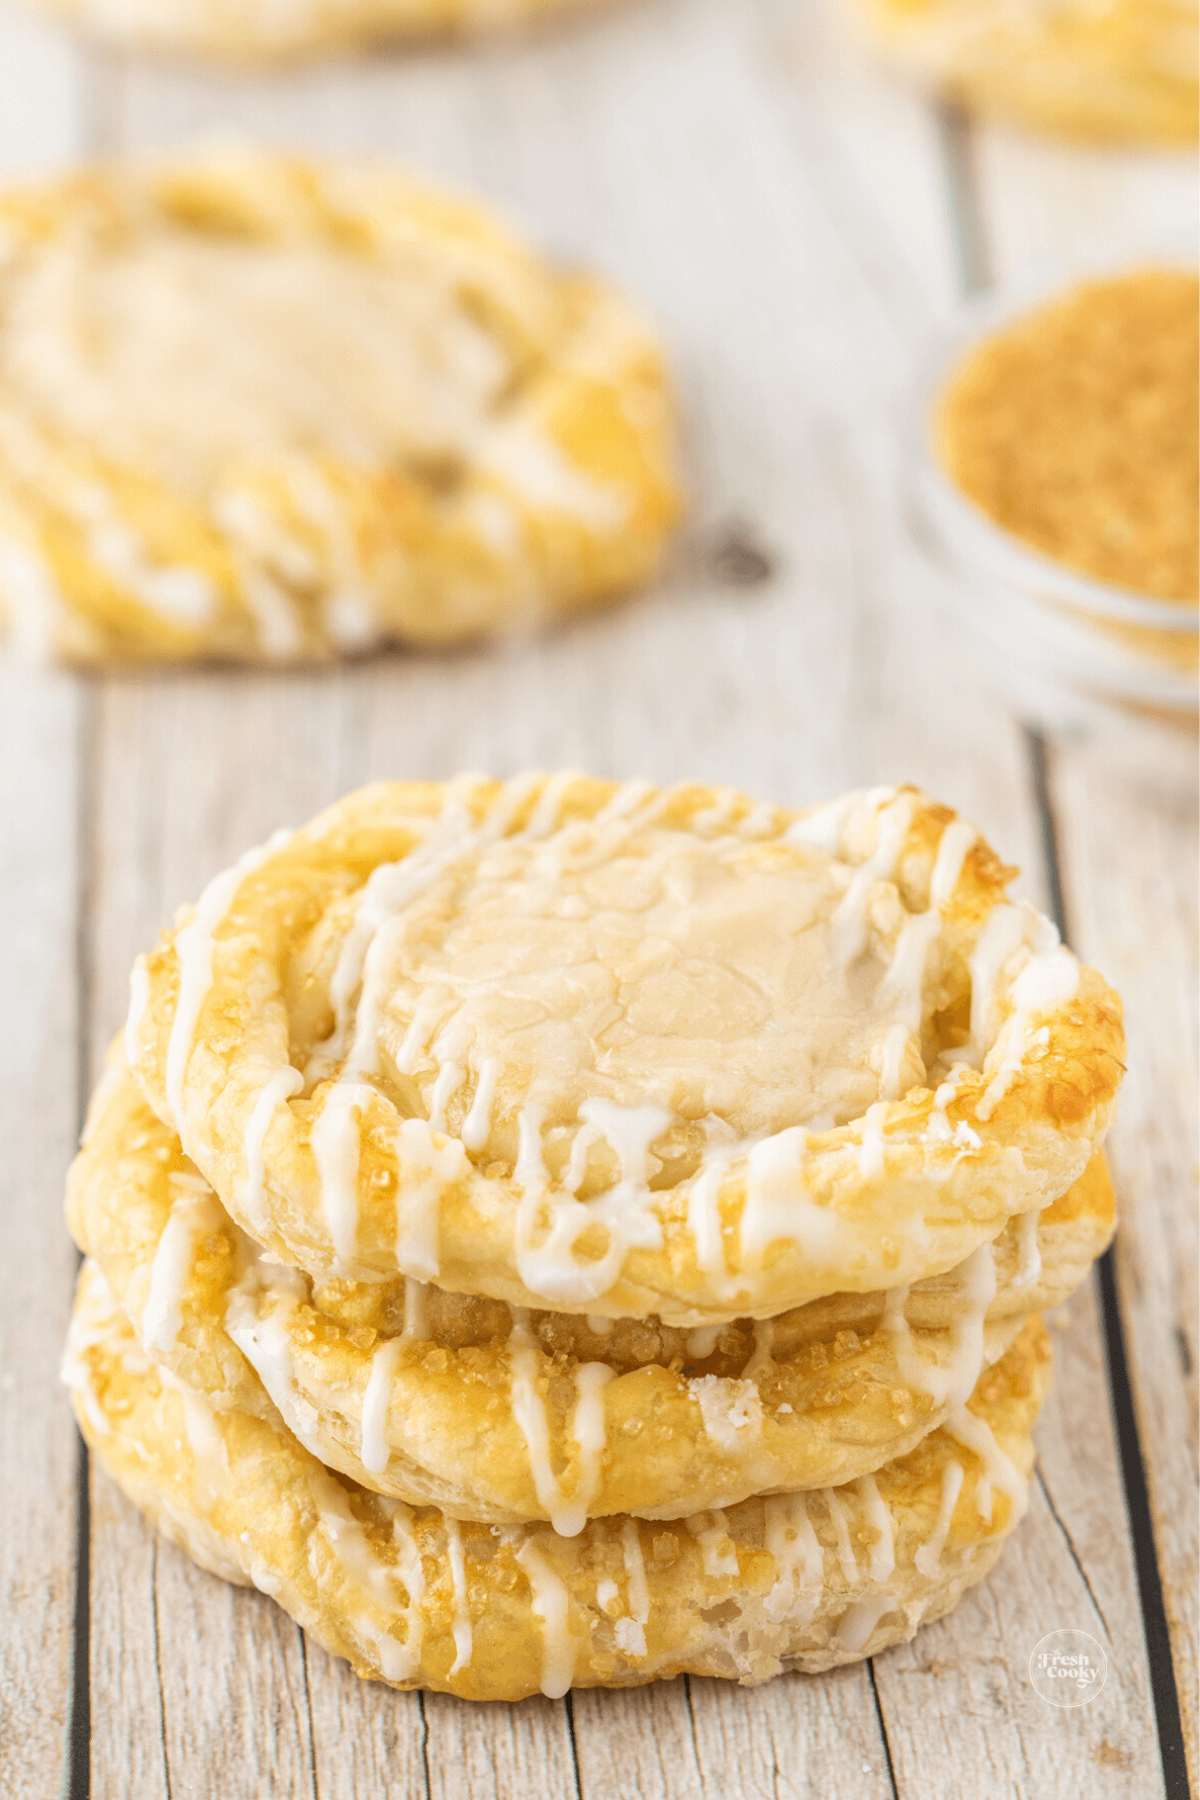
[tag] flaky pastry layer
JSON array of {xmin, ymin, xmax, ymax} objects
[
  {"xmin": 70, "ymin": 1053, "xmax": 1110, "ymax": 1527},
  {"xmin": 0, "ymin": 148, "xmax": 679, "ymax": 664},
  {"xmin": 65, "ymin": 1261, "xmax": 1050, "ymax": 1699},
  {"xmin": 124, "ymin": 776, "xmax": 1124, "ymax": 1323}
]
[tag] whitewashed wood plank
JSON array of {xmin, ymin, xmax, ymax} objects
[
  {"xmin": 87, "ymin": 1466, "xmax": 170, "ymax": 1800},
  {"xmin": 0, "ymin": 10, "xmax": 80, "ymax": 177},
  {"xmin": 424, "ymin": 1693, "xmax": 577, "ymax": 1800},
  {"xmin": 684, "ymin": 1667, "xmax": 895, "ymax": 1800},
  {"xmin": 0, "ymin": 19, "xmax": 87, "ymax": 1797},
  {"xmin": 876, "ymin": 1475, "xmax": 1160, "ymax": 1797},
  {"xmin": 154, "ymin": 1532, "xmax": 319, "ymax": 1799},
  {"xmin": 0, "ymin": 669, "xmax": 83, "ymax": 1800},
  {"xmin": 1051, "ymin": 751, "xmax": 1199, "ymax": 1789},
  {"xmin": 973, "ymin": 126, "xmax": 1199, "ymax": 277},
  {"xmin": 302, "ymin": 1652, "xmax": 426, "ymax": 1800}
]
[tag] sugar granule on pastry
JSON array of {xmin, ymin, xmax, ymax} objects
[
  {"xmin": 0, "ymin": 148, "xmax": 680, "ymax": 664},
  {"xmin": 122, "ymin": 775, "xmax": 1125, "ymax": 1322}
]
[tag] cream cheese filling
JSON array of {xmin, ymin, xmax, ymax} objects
[
  {"xmin": 304, "ymin": 799, "xmax": 939, "ymax": 1179},
  {"xmin": 1, "ymin": 221, "xmax": 513, "ymax": 492}
]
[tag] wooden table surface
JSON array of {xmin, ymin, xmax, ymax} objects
[{"xmin": 0, "ymin": 2, "xmax": 1195, "ymax": 1794}]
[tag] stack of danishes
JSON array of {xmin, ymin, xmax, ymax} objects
[
  {"xmin": 0, "ymin": 148, "xmax": 680, "ymax": 664},
  {"xmin": 63, "ymin": 775, "xmax": 1124, "ymax": 1699}
]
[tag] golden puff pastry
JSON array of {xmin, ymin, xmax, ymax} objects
[
  {"xmin": 71, "ymin": 1054, "xmax": 1108, "ymax": 1529},
  {"xmin": 849, "ymin": 0, "xmax": 1198, "ymax": 144},
  {"xmin": 124, "ymin": 774, "xmax": 1125, "ymax": 1325},
  {"xmin": 19, "ymin": 0, "xmax": 602, "ymax": 62},
  {"xmin": 0, "ymin": 149, "xmax": 680, "ymax": 665},
  {"xmin": 65, "ymin": 1260, "xmax": 1051, "ymax": 1700}
]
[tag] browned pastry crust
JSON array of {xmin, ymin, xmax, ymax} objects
[
  {"xmin": 65, "ymin": 1261, "xmax": 1052, "ymax": 1699},
  {"xmin": 124, "ymin": 776, "xmax": 1125, "ymax": 1322}
]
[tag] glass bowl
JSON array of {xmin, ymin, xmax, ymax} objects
[{"xmin": 907, "ymin": 258, "xmax": 1198, "ymax": 788}]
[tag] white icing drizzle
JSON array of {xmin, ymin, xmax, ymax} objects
[
  {"xmin": 141, "ymin": 1175, "xmax": 221, "ymax": 1355},
  {"xmin": 507, "ymin": 1308, "xmax": 614, "ymax": 1536},
  {"xmin": 914, "ymin": 1460, "xmax": 965, "ymax": 1577},
  {"xmin": 402, "ymin": 1277, "xmax": 429, "ymax": 1341},
  {"xmin": 746, "ymin": 1319, "xmax": 776, "ymax": 1378},
  {"xmin": 686, "ymin": 1510, "xmax": 739, "ymax": 1577},
  {"xmin": 684, "ymin": 1146, "xmax": 744, "ymax": 1301},
  {"xmin": 164, "ymin": 839, "xmax": 278, "ymax": 1153},
  {"xmin": 925, "ymin": 1066, "xmax": 969, "ymax": 1144},
  {"xmin": 882, "ymin": 1241, "xmax": 996, "ymax": 1410},
  {"xmin": 124, "ymin": 958, "xmax": 151, "ymax": 1068},
  {"xmin": 858, "ymin": 1101, "xmax": 889, "ymax": 1180},
  {"xmin": 239, "ymin": 1065, "xmax": 304, "ymax": 1234},
  {"xmin": 314, "ymin": 775, "xmax": 535, "ymax": 1081},
  {"xmin": 426, "ymin": 1060, "xmax": 464, "ymax": 1134},
  {"xmin": 977, "ymin": 931, "xmax": 1080, "ymax": 1121},
  {"xmin": 177, "ymin": 1381, "xmax": 230, "ymax": 1509},
  {"xmin": 691, "ymin": 787, "xmax": 740, "ymax": 833},
  {"xmin": 878, "ymin": 1023, "xmax": 913, "ymax": 1104},
  {"xmin": 929, "ymin": 819, "xmax": 978, "ymax": 907},
  {"xmin": 225, "ymin": 1277, "xmax": 325, "ymax": 1460},
  {"xmin": 943, "ymin": 1406, "xmax": 1028, "ymax": 1524},
  {"xmin": 515, "ymin": 1537, "xmax": 578, "ymax": 1699},
  {"xmin": 444, "ymin": 1518, "xmax": 473, "ymax": 1677},
  {"xmin": 854, "ymin": 1474, "xmax": 896, "ymax": 1583},
  {"xmin": 737, "ymin": 799, "xmax": 779, "ymax": 839},
  {"xmin": 460, "ymin": 1055, "xmax": 499, "ymax": 1154},
  {"xmin": 976, "ymin": 1477, "xmax": 994, "ymax": 1525},
  {"xmin": 945, "ymin": 1242, "xmax": 997, "ymax": 1407},
  {"xmin": 829, "ymin": 791, "xmax": 917, "ymax": 968},
  {"xmin": 877, "ymin": 910, "xmax": 941, "ymax": 1036},
  {"xmin": 586, "ymin": 1314, "xmax": 614, "ymax": 1338},
  {"xmin": 967, "ymin": 905, "xmax": 1028, "ymax": 1064},
  {"xmin": 762, "ymin": 1493, "xmax": 824, "ymax": 1625},
  {"xmin": 360, "ymin": 1336, "xmax": 405, "ymax": 1477},
  {"xmin": 685, "ymin": 1325, "xmax": 721, "ymax": 1360},
  {"xmin": 391, "ymin": 1505, "xmax": 426, "ymax": 1670},
  {"xmin": 567, "ymin": 1363, "xmax": 615, "ymax": 1537},
  {"xmin": 310, "ymin": 1081, "xmax": 376, "ymax": 1268},
  {"xmin": 1014, "ymin": 1207, "xmax": 1044, "ymax": 1291},
  {"xmin": 835, "ymin": 1594, "xmax": 894, "ymax": 1652},
  {"xmin": 741, "ymin": 1128, "xmax": 852, "ymax": 1275},
  {"xmin": 392, "ymin": 1117, "xmax": 468, "ymax": 1282},
  {"xmin": 823, "ymin": 1489, "xmax": 859, "ymax": 1587},
  {"xmin": 513, "ymin": 1101, "xmax": 667, "ymax": 1305},
  {"xmin": 785, "ymin": 787, "xmax": 879, "ymax": 854},
  {"xmin": 312, "ymin": 1474, "xmax": 420, "ymax": 1683}
]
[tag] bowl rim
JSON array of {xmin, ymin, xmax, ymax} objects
[{"xmin": 908, "ymin": 248, "xmax": 1200, "ymax": 636}]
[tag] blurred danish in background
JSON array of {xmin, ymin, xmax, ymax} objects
[
  {"xmin": 846, "ymin": 0, "xmax": 1198, "ymax": 144},
  {"xmin": 11, "ymin": 0, "xmax": 613, "ymax": 63},
  {"xmin": 0, "ymin": 146, "xmax": 681, "ymax": 665}
]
